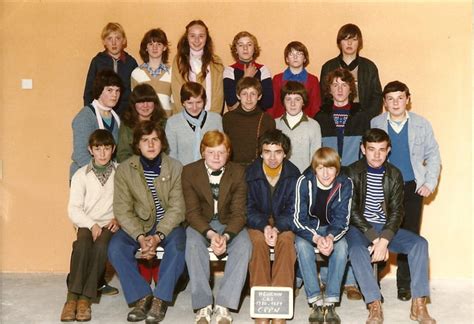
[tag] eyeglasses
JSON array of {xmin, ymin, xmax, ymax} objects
[{"xmin": 288, "ymin": 51, "xmax": 304, "ymax": 58}]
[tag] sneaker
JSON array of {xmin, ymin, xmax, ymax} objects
[
  {"xmin": 145, "ymin": 297, "xmax": 167, "ymax": 323},
  {"xmin": 98, "ymin": 283, "xmax": 119, "ymax": 296},
  {"xmin": 214, "ymin": 305, "xmax": 232, "ymax": 324},
  {"xmin": 195, "ymin": 305, "xmax": 212, "ymax": 324},
  {"xmin": 309, "ymin": 304, "xmax": 325, "ymax": 324},
  {"xmin": 324, "ymin": 304, "xmax": 341, "ymax": 324}
]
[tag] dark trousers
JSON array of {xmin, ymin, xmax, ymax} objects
[
  {"xmin": 67, "ymin": 227, "xmax": 114, "ymax": 299},
  {"xmin": 397, "ymin": 180, "xmax": 424, "ymax": 290}
]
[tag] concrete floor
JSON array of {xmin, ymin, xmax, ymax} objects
[{"xmin": 1, "ymin": 273, "xmax": 473, "ymax": 323}]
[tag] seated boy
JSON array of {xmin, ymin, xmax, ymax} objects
[
  {"xmin": 293, "ymin": 147, "xmax": 352, "ymax": 324},
  {"xmin": 371, "ymin": 81, "xmax": 441, "ymax": 301},
  {"xmin": 61, "ymin": 129, "xmax": 119, "ymax": 322},
  {"xmin": 223, "ymin": 31, "xmax": 273, "ymax": 111},
  {"xmin": 345, "ymin": 128, "xmax": 435, "ymax": 324},
  {"xmin": 268, "ymin": 41, "xmax": 321, "ymax": 118},
  {"xmin": 182, "ymin": 130, "xmax": 252, "ymax": 324},
  {"xmin": 246, "ymin": 129, "xmax": 300, "ymax": 324},
  {"xmin": 223, "ymin": 77, "xmax": 275, "ymax": 166},
  {"xmin": 83, "ymin": 22, "xmax": 138, "ymax": 116}
]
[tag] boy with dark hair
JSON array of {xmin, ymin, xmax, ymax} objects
[
  {"xmin": 345, "ymin": 128, "xmax": 436, "ymax": 324},
  {"xmin": 320, "ymin": 24, "xmax": 382, "ymax": 119},
  {"xmin": 83, "ymin": 22, "xmax": 138, "ymax": 116},
  {"xmin": 223, "ymin": 77, "xmax": 275, "ymax": 166},
  {"xmin": 61, "ymin": 129, "xmax": 119, "ymax": 322},
  {"xmin": 371, "ymin": 81, "xmax": 441, "ymax": 301}
]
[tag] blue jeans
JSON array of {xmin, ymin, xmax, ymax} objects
[
  {"xmin": 346, "ymin": 223, "xmax": 430, "ymax": 304},
  {"xmin": 108, "ymin": 226, "xmax": 186, "ymax": 304},
  {"xmin": 295, "ymin": 226, "xmax": 348, "ymax": 304}
]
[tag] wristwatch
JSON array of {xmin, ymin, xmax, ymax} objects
[{"xmin": 156, "ymin": 231, "xmax": 166, "ymax": 241}]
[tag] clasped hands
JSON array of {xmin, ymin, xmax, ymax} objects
[
  {"xmin": 207, "ymin": 230, "xmax": 228, "ymax": 256},
  {"xmin": 312, "ymin": 234, "xmax": 334, "ymax": 256},
  {"xmin": 138, "ymin": 234, "xmax": 161, "ymax": 260}
]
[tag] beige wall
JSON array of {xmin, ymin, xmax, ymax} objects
[{"xmin": 0, "ymin": 1, "xmax": 471, "ymax": 278}]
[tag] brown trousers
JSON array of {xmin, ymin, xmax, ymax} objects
[
  {"xmin": 67, "ymin": 227, "xmax": 113, "ymax": 298},
  {"xmin": 248, "ymin": 229, "xmax": 296, "ymax": 288}
]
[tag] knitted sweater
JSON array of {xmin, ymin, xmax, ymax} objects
[
  {"xmin": 131, "ymin": 65, "xmax": 173, "ymax": 115},
  {"xmin": 222, "ymin": 106, "xmax": 275, "ymax": 165},
  {"xmin": 275, "ymin": 114, "xmax": 322, "ymax": 172},
  {"xmin": 268, "ymin": 71, "xmax": 321, "ymax": 118},
  {"xmin": 165, "ymin": 112, "xmax": 223, "ymax": 165},
  {"xmin": 70, "ymin": 106, "xmax": 120, "ymax": 179},
  {"xmin": 223, "ymin": 61, "xmax": 273, "ymax": 110},
  {"xmin": 83, "ymin": 51, "xmax": 138, "ymax": 116},
  {"xmin": 68, "ymin": 162, "xmax": 117, "ymax": 229},
  {"xmin": 171, "ymin": 55, "xmax": 224, "ymax": 115}
]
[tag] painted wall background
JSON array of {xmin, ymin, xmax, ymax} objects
[{"xmin": 0, "ymin": 0, "xmax": 472, "ymax": 278}]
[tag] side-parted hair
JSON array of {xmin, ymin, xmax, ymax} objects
[
  {"xmin": 362, "ymin": 128, "xmax": 391, "ymax": 148},
  {"xmin": 101, "ymin": 22, "xmax": 127, "ymax": 48},
  {"xmin": 180, "ymin": 82, "xmax": 207, "ymax": 106},
  {"xmin": 323, "ymin": 68, "xmax": 357, "ymax": 102},
  {"xmin": 280, "ymin": 81, "xmax": 308, "ymax": 106},
  {"xmin": 284, "ymin": 41, "xmax": 309, "ymax": 67},
  {"xmin": 92, "ymin": 70, "xmax": 124, "ymax": 100},
  {"xmin": 177, "ymin": 20, "xmax": 219, "ymax": 82},
  {"xmin": 258, "ymin": 129, "xmax": 291, "ymax": 155},
  {"xmin": 132, "ymin": 121, "xmax": 169, "ymax": 155},
  {"xmin": 122, "ymin": 84, "xmax": 166, "ymax": 128},
  {"xmin": 311, "ymin": 147, "xmax": 341, "ymax": 175},
  {"xmin": 230, "ymin": 31, "xmax": 261, "ymax": 61},
  {"xmin": 236, "ymin": 77, "xmax": 262, "ymax": 96},
  {"xmin": 139, "ymin": 28, "xmax": 170, "ymax": 64},
  {"xmin": 382, "ymin": 80, "xmax": 411, "ymax": 98},
  {"xmin": 200, "ymin": 130, "xmax": 232, "ymax": 155},
  {"xmin": 88, "ymin": 129, "xmax": 116, "ymax": 147},
  {"xmin": 336, "ymin": 23, "xmax": 363, "ymax": 52}
]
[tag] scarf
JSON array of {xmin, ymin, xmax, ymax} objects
[
  {"xmin": 91, "ymin": 99, "xmax": 120, "ymax": 130},
  {"xmin": 182, "ymin": 110, "xmax": 207, "ymax": 161},
  {"xmin": 283, "ymin": 67, "xmax": 308, "ymax": 83}
]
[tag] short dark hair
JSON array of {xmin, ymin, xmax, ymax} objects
[
  {"xmin": 382, "ymin": 80, "xmax": 411, "ymax": 98},
  {"xmin": 139, "ymin": 28, "xmax": 170, "ymax": 63},
  {"xmin": 132, "ymin": 120, "xmax": 169, "ymax": 155},
  {"xmin": 236, "ymin": 77, "xmax": 262, "ymax": 96},
  {"xmin": 323, "ymin": 68, "xmax": 357, "ymax": 102},
  {"xmin": 362, "ymin": 128, "xmax": 391, "ymax": 148},
  {"xmin": 284, "ymin": 41, "xmax": 309, "ymax": 67},
  {"xmin": 180, "ymin": 82, "xmax": 207, "ymax": 106},
  {"xmin": 280, "ymin": 81, "xmax": 308, "ymax": 106},
  {"xmin": 122, "ymin": 84, "xmax": 167, "ymax": 128},
  {"xmin": 337, "ymin": 23, "xmax": 363, "ymax": 52},
  {"xmin": 258, "ymin": 129, "xmax": 291, "ymax": 155},
  {"xmin": 88, "ymin": 129, "xmax": 116, "ymax": 147},
  {"xmin": 92, "ymin": 70, "xmax": 123, "ymax": 100}
]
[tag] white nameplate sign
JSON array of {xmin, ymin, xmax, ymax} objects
[{"xmin": 250, "ymin": 286, "xmax": 293, "ymax": 319}]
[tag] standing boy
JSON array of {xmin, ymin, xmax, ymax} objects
[
  {"xmin": 371, "ymin": 81, "xmax": 441, "ymax": 301},
  {"xmin": 345, "ymin": 128, "xmax": 436, "ymax": 324},
  {"xmin": 61, "ymin": 129, "xmax": 119, "ymax": 322},
  {"xmin": 83, "ymin": 22, "xmax": 138, "ymax": 116}
]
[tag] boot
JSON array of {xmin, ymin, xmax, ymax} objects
[
  {"xmin": 309, "ymin": 304, "xmax": 325, "ymax": 324},
  {"xmin": 410, "ymin": 297, "xmax": 436, "ymax": 324},
  {"xmin": 324, "ymin": 304, "xmax": 341, "ymax": 324},
  {"xmin": 366, "ymin": 300, "xmax": 383, "ymax": 324}
]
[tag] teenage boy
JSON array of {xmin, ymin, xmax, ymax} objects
[
  {"xmin": 108, "ymin": 121, "xmax": 186, "ymax": 323},
  {"xmin": 269, "ymin": 41, "xmax": 321, "ymax": 118},
  {"xmin": 345, "ymin": 128, "xmax": 436, "ymax": 324},
  {"xmin": 320, "ymin": 24, "xmax": 382, "ymax": 119},
  {"xmin": 223, "ymin": 77, "xmax": 275, "ymax": 166},
  {"xmin": 224, "ymin": 31, "xmax": 273, "ymax": 111},
  {"xmin": 61, "ymin": 129, "xmax": 119, "ymax": 322},
  {"xmin": 293, "ymin": 147, "xmax": 352, "ymax": 324},
  {"xmin": 246, "ymin": 129, "xmax": 300, "ymax": 324},
  {"xmin": 275, "ymin": 81, "xmax": 321, "ymax": 172},
  {"xmin": 371, "ymin": 81, "xmax": 441, "ymax": 301},
  {"xmin": 84, "ymin": 22, "xmax": 138, "ymax": 116},
  {"xmin": 182, "ymin": 130, "xmax": 252, "ymax": 324}
]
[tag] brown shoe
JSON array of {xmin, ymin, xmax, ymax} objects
[
  {"xmin": 345, "ymin": 285, "xmax": 362, "ymax": 300},
  {"xmin": 60, "ymin": 300, "xmax": 77, "ymax": 322},
  {"xmin": 366, "ymin": 300, "xmax": 383, "ymax": 324},
  {"xmin": 410, "ymin": 297, "xmax": 436, "ymax": 323},
  {"xmin": 146, "ymin": 297, "xmax": 168, "ymax": 323},
  {"xmin": 76, "ymin": 299, "xmax": 91, "ymax": 322}
]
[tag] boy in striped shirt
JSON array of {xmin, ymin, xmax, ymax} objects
[{"xmin": 345, "ymin": 129, "xmax": 435, "ymax": 324}]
